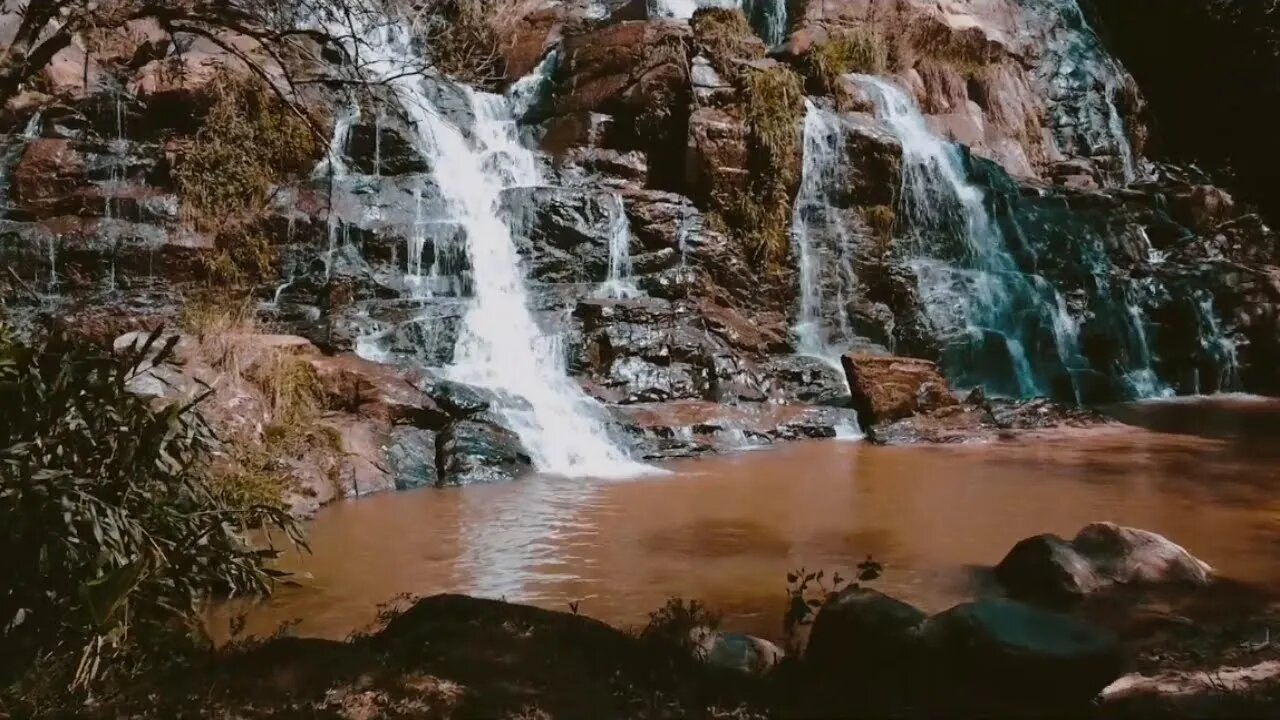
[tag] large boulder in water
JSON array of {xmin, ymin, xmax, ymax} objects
[
  {"xmin": 996, "ymin": 522, "xmax": 1214, "ymax": 606},
  {"xmin": 840, "ymin": 353, "xmax": 957, "ymax": 425},
  {"xmin": 919, "ymin": 598, "xmax": 1124, "ymax": 712}
]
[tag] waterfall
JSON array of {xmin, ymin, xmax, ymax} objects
[
  {"xmin": 1104, "ymin": 81, "xmax": 1138, "ymax": 185},
  {"xmin": 319, "ymin": 11, "xmax": 650, "ymax": 478},
  {"xmin": 855, "ymin": 75, "xmax": 1085, "ymax": 399},
  {"xmin": 596, "ymin": 193, "xmax": 641, "ymax": 299},
  {"xmin": 790, "ymin": 100, "xmax": 860, "ymax": 366},
  {"xmin": 1193, "ymin": 291, "xmax": 1241, "ymax": 394},
  {"xmin": 317, "ymin": 103, "xmax": 359, "ymax": 277}
]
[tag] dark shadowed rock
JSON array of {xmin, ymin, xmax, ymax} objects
[
  {"xmin": 805, "ymin": 586, "xmax": 927, "ymax": 677},
  {"xmin": 919, "ymin": 598, "xmax": 1124, "ymax": 713},
  {"xmin": 841, "ymin": 353, "xmax": 957, "ymax": 425},
  {"xmin": 996, "ymin": 522, "xmax": 1213, "ymax": 606},
  {"xmin": 436, "ymin": 419, "xmax": 532, "ymax": 486}
]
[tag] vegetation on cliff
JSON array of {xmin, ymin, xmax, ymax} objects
[
  {"xmin": 690, "ymin": 9, "xmax": 804, "ymax": 272},
  {"xmin": 0, "ymin": 327, "xmax": 303, "ymax": 708},
  {"xmin": 804, "ymin": 29, "xmax": 888, "ymax": 98},
  {"xmin": 178, "ymin": 71, "xmax": 319, "ymax": 285}
]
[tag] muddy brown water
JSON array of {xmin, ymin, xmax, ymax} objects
[{"xmin": 224, "ymin": 396, "xmax": 1280, "ymax": 642}]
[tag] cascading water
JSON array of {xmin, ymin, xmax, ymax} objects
[
  {"xmin": 596, "ymin": 193, "xmax": 641, "ymax": 299},
  {"xmin": 1192, "ymin": 291, "xmax": 1241, "ymax": 394},
  {"xmin": 0, "ymin": 111, "xmax": 42, "ymax": 214},
  {"xmin": 320, "ymin": 10, "xmax": 651, "ymax": 478},
  {"xmin": 854, "ymin": 75, "xmax": 1087, "ymax": 399},
  {"xmin": 790, "ymin": 100, "xmax": 861, "ymax": 367}
]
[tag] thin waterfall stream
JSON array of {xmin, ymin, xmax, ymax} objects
[{"xmin": 790, "ymin": 100, "xmax": 862, "ymax": 367}]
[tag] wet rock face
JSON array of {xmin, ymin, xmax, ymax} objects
[
  {"xmin": 436, "ymin": 420, "xmax": 533, "ymax": 486},
  {"xmin": 787, "ymin": 0, "xmax": 1145, "ymax": 184}
]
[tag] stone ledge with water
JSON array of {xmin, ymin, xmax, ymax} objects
[{"xmin": 0, "ymin": 0, "xmax": 1276, "ymax": 506}]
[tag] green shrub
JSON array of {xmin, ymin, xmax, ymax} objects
[
  {"xmin": 639, "ymin": 598, "xmax": 721, "ymax": 659},
  {"xmin": 0, "ymin": 328, "xmax": 304, "ymax": 694},
  {"xmin": 177, "ymin": 71, "xmax": 317, "ymax": 284},
  {"xmin": 690, "ymin": 7, "xmax": 762, "ymax": 81},
  {"xmin": 733, "ymin": 64, "xmax": 805, "ymax": 269},
  {"xmin": 807, "ymin": 28, "xmax": 888, "ymax": 96}
]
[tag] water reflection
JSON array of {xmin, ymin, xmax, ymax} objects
[{"xmin": 229, "ymin": 397, "xmax": 1280, "ymax": 642}]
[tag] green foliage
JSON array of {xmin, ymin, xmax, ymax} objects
[
  {"xmin": 177, "ymin": 71, "xmax": 317, "ymax": 285},
  {"xmin": 731, "ymin": 65, "xmax": 805, "ymax": 269},
  {"xmin": 690, "ymin": 8, "xmax": 762, "ymax": 81},
  {"xmin": 0, "ymin": 328, "xmax": 304, "ymax": 694},
  {"xmin": 639, "ymin": 598, "xmax": 721, "ymax": 659},
  {"xmin": 783, "ymin": 559, "xmax": 882, "ymax": 637},
  {"xmin": 807, "ymin": 29, "xmax": 887, "ymax": 96}
]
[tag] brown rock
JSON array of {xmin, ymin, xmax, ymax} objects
[
  {"xmin": 683, "ymin": 107, "xmax": 750, "ymax": 207},
  {"xmin": 306, "ymin": 354, "xmax": 447, "ymax": 429},
  {"xmin": 840, "ymin": 353, "xmax": 957, "ymax": 425},
  {"xmin": 11, "ymin": 139, "xmax": 86, "ymax": 212}
]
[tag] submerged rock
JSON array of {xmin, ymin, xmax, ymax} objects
[{"xmin": 996, "ymin": 522, "xmax": 1214, "ymax": 606}]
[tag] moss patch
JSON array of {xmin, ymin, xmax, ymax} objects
[
  {"xmin": 176, "ymin": 71, "xmax": 318, "ymax": 285},
  {"xmin": 690, "ymin": 8, "xmax": 764, "ymax": 82},
  {"xmin": 729, "ymin": 64, "xmax": 805, "ymax": 270},
  {"xmin": 806, "ymin": 29, "xmax": 888, "ymax": 96}
]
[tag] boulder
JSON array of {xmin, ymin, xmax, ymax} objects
[
  {"xmin": 919, "ymin": 598, "xmax": 1124, "ymax": 712},
  {"xmin": 693, "ymin": 629, "xmax": 785, "ymax": 676},
  {"xmin": 996, "ymin": 523, "xmax": 1214, "ymax": 606},
  {"xmin": 840, "ymin": 353, "xmax": 957, "ymax": 425},
  {"xmin": 436, "ymin": 419, "xmax": 532, "ymax": 486},
  {"xmin": 805, "ymin": 586, "xmax": 927, "ymax": 677}
]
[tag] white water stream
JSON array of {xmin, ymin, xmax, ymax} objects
[
  {"xmin": 319, "ymin": 11, "xmax": 650, "ymax": 478},
  {"xmin": 790, "ymin": 100, "xmax": 860, "ymax": 367}
]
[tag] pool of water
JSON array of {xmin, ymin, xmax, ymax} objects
[{"xmin": 225, "ymin": 396, "xmax": 1280, "ymax": 641}]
